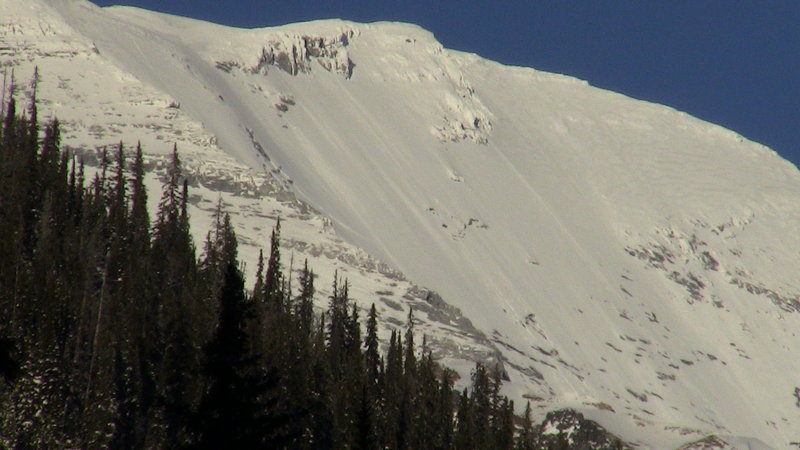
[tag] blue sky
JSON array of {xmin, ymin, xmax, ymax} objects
[{"xmin": 89, "ymin": 1, "xmax": 800, "ymax": 167}]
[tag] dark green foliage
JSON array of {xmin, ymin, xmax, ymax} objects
[
  {"xmin": 455, "ymin": 389, "xmax": 475, "ymax": 450},
  {"xmin": 194, "ymin": 261, "xmax": 288, "ymax": 448},
  {"xmin": 516, "ymin": 402, "xmax": 536, "ymax": 450},
  {"xmin": 263, "ymin": 218, "xmax": 283, "ymax": 308},
  {"xmin": 364, "ymin": 303, "xmax": 380, "ymax": 386},
  {"xmin": 533, "ymin": 409, "xmax": 626, "ymax": 450},
  {"xmin": 0, "ymin": 338, "xmax": 20, "ymax": 383}
]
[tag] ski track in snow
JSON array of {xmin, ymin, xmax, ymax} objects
[{"xmin": 4, "ymin": 1, "xmax": 800, "ymax": 447}]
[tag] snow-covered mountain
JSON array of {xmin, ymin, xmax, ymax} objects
[{"xmin": 4, "ymin": 0, "xmax": 800, "ymax": 447}]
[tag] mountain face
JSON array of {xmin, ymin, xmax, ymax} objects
[{"xmin": 4, "ymin": 0, "xmax": 800, "ymax": 447}]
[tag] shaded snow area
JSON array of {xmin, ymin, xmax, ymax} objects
[{"xmin": 5, "ymin": 0, "xmax": 800, "ymax": 447}]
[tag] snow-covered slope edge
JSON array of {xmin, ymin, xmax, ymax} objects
[{"xmin": 5, "ymin": 0, "xmax": 800, "ymax": 447}]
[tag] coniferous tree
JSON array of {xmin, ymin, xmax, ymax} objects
[
  {"xmin": 129, "ymin": 142, "xmax": 149, "ymax": 242},
  {"xmin": 354, "ymin": 381, "xmax": 375, "ymax": 450},
  {"xmin": 364, "ymin": 304, "xmax": 381, "ymax": 386},
  {"xmin": 326, "ymin": 274, "xmax": 349, "ymax": 377},
  {"xmin": 454, "ymin": 389, "xmax": 475, "ymax": 450},
  {"xmin": 280, "ymin": 259, "xmax": 318, "ymax": 448},
  {"xmin": 263, "ymin": 218, "xmax": 283, "ymax": 308},
  {"xmin": 403, "ymin": 309, "xmax": 417, "ymax": 378},
  {"xmin": 295, "ymin": 260, "xmax": 315, "ymax": 341},
  {"xmin": 198, "ymin": 200, "xmax": 237, "ymax": 345},
  {"xmin": 470, "ymin": 363, "xmax": 492, "ymax": 449},
  {"xmin": 26, "ymin": 68, "xmax": 38, "ymax": 152},
  {"xmin": 494, "ymin": 397, "xmax": 516, "ymax": 450},
  {"xmin": 398, "ymin": 308, "xmax": 418, "ymax": 449},
  {"xmin": 122, "ymin": 141, "xmax": 152, "ymax": 448},
  {"xmin": 436, "ymin": 368, "xmax": 456, "ymax": 450},
  {"xmin": 250, "ymin": 217, "xmax": 290, "ymax": 384},
  {"xmin": 381, "ymin": 330, "xmax": 404, "ymax": 449},
  {"xmin": 252, "ymin": 249, "xmax": 265, "ymax": 304},
  {"xmin": 307, "ymin": 312, "xmax": 333, "ymax": 449},
  {"xmin": 149, "ymin": 145, "xmax": 198, "ymax": 446},
  {"xmin": 324, "ymin": 276, "xmax": 359, "ymax": 448},
  {"xmin": 416, "ymin": 350, "xmax": 439, "ymax": 449},
  {"xmin": 195, "ymin": 260, "xmax": 267, "ymax": 448},
  {"xmin": 516, "ymin": 401, "xmax": 536, "ymax": 450},
  {"xmin": 346, "ymin": 302, "xmax": 362, "ymax": 364}
]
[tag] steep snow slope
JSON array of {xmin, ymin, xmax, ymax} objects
[
  {"xmin": 0, "ymin": 0, "xmax": 505, "ymax": 406},
  {"xmin": 0, "ymin": 0, "xmax": 504, "ymax": 404},
  {"xmin": 5, "ymin": 0, "xmax": 800, "ymax": 447}
]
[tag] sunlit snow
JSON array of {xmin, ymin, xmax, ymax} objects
[{"xmin": 4, "ymin": 0, "xmax": 800, "ymax": 447}]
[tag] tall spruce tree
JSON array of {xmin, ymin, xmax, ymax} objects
[
  {"xmin": 364, "ymin": 303, "xmax": 381, "ymax": 386},
  {"xmin": 195, "ymin": 260, "xmax": 266, "ymax": 448},
  {"xmin": 295, "ymin": 260, "xmax": 315, "ymax": 341},
  {"xmin": 149, "ymin": 145, "xmax": 198, "ymax": 446},
  {"xmin": 515, "ymin": 401, "xmax": 535, "ymax": 450},
  {"xmin": 263, "ymin": 218, "xmax": 283, "ymax": 309},
  {"xmin": 454, "ymin": 389, "xmax": 475, "ymax": 450},
  {"xmin": 470, "ymin": 363, "xmax": 493, "ymax": 450},
  {"xmin": 436, "ymin": 368, "xmax": 456, "ymax": 450}
]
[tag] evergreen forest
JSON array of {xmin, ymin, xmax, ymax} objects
[{"xmin": 0, "ymin": 82, "xmax": 623, "ymax": 449}]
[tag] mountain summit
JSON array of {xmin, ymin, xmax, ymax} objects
[{"xmin": 3, "ymin": 0, "xmax": 800, "ymax": 446}]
